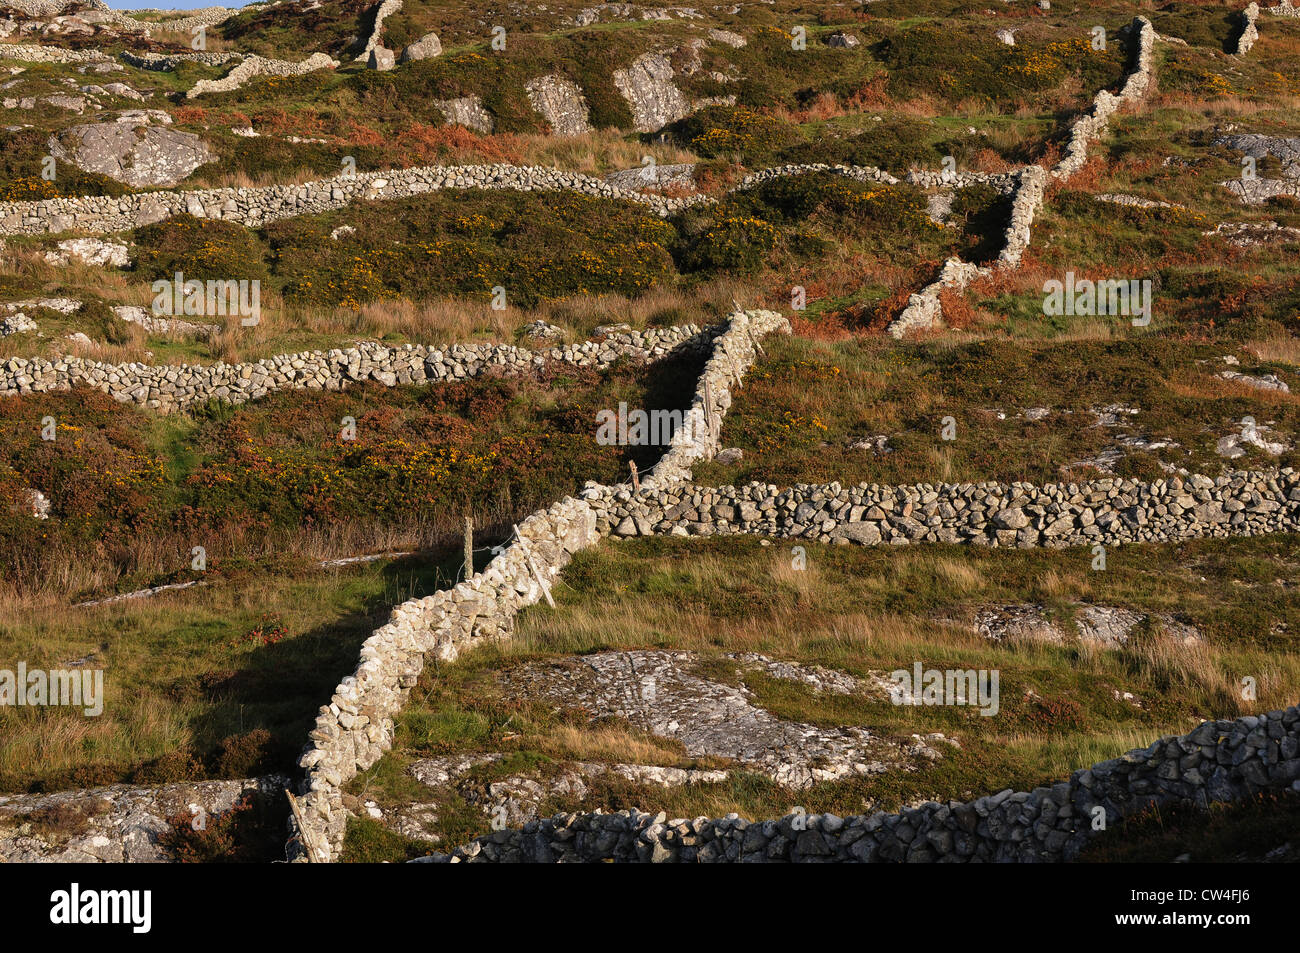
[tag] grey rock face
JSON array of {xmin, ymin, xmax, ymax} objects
[
  {"xmin": 423, "ymin": 707, "xmax": 1300, "ymax": 863},
  {"xmin": 0, "ymin": 777, "xmax": 286, "ymax": 862},
  {"xmin": 44, "ymin": 236, "xmax": 129, "ymax": 268},
  {"xmin": 498, "ymin": 650, "xmax": 912, "ymax": 788},
  {"xmin": 49, "ymin": 120, "xmax": 214, "ymax": 188},
  {"xmin": 605, "ymin": 162, "xmax": 695, "ymax": 192},
  {"xmin": 525, "ymin": 74, "xmax": 592, "ymax": 136},
  {"xmin": 707, "ymin": 28, "xmax": 745, "ymax": 47},
  {"xmin": 400, "ymin": 31, "xmax": 443, "ymax": 63},
  {"xmin": 434, "ymin": 96, "xmax": 494, "ymax": 134},
  {"xmin": 613, "ymin": 52, "xmax": 689, "ymax": 132}
]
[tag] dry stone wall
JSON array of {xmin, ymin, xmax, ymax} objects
[
  {"xmin": 185, "ymin": 52, "xmax": 338, "ymax": 98},
  {"xmin": 886, "ymin": 16, "xmax": 1156, "ymax": 338},
  {"xmin": 0, "ymin": 162, "xmax": 906, "ymax": 237},
  {"xmin": 592, "ymin": 470, "xmax": 1300, "ymax": 548},
  {"xmin": 1052, "ymin": 17, "xmax": 1155, "ymax": 181},
  {"xmin": 287, "ymin": 309, "xmax": 789, "ymax": 862},
  {"xmin": 1237, "ymin": 2, "xmax": 1261, "ymax": 54},
  {"xmin": 121, "ymin": 49, "xmax": 240, "ymax": 70},
  {"xmin": 422, "ymin": 706, "xmax": 1300, "ymax": 862},
  {"xmin": 0, "ymin": 42, "xmax": 111, "ymax": 63},
  {"xmin": 354, "ymin": 0, "xmax": 400, "ymax": 63},
  {"xmin": 0, "ymin": 324, "xmax": 718, "ymax": 412}
]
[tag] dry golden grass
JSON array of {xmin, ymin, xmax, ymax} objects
[
  {"xmin": 2, "ymin": 251, "xmax": 763, "ymax": 364},
  {"xmin": 0, "ymin": 516, "xmax": 437, "ymax": 612},
  {"xmin": 1167, "ymin": 372, "xmax": 1300, "ymax": 407},
  {"xmin": 540, "ymin": 724, "xmax": 701, "ymax": 767},
  {"xmin": 516, "ymin": 129, "xmax": 698, "ymax": 176},
  {"xmin": 188, "ymin": 166, "xmax": 327, "ymax": 191},
  {"xmin": 1245, "ymin": 334, "xmax": 1300, "ymax": 367}
]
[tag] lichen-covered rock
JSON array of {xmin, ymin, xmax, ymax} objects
[
  {"xmin": 525, "ymin": 74, "xmax": 591, "ymax": 136},
  {"xmin": 400, "ymin": 31, "xmax": 442, "ymax": 62},
  {"xmin": 44, "ymin": 236, "xmax": 129, "ymax": 267},
  {"xmin": 434, "ymin": 96, "xmax": 493, "ymax": 134},
  {"xmin": 0, "ymin": 777, "xmax": 286, "ymax": 862},
  {"xmin": 48, "ymin": 120, "xmax": 214, "ymax": 187},
  {"xmin": 613, "ymin": 52, "xmax": 689, "ymax": 132}
]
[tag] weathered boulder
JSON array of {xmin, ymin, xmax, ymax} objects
[
  {"xmin": 49, "ymin": 120, "xmax": 214, "ymax": 187},
  {"xmin": 400, "ymin": 31, "xmax": 443, "ymax": 62},
  {"xmin": 367, "ymin": 46, "xmax": 395, "ymax": 71}
]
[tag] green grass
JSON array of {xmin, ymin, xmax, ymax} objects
[
  {"xmin": 0, "ymin": 552, "xmax": 453, "ymax": 793},
  {"xmin": 691, "ymin": 334, "xmax": 1300, "ymax": 488},
  {"xmin": 343, "ymin": 532, "xmax": 1300, "ymax": 858}
]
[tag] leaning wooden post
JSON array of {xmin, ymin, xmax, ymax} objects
[
  {"xmin": 513, "ymin": 523, "xmax": 555, "ymax": 608},
  {"xmin": 701, "ymin": 379, "xmax": 718, "ymax": 458},
  {"xmin": 285, "ymin": 789, "xmax": 321, "ymax": 863},
  {"xmin": 463, "ymin": 514, "xmax": 474, "ymax": 580},
  {"xmin": 629, "ymin": 460, "xmax": 641, "ymax": 492}
]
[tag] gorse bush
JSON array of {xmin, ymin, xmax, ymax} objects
[
  {"xmin": 134, "ymin": 215, "xmax": 272, "ymax": 286},
  {"xmin": 0, "ymin": 356, "xmax": 703, "ymax": 585},
  {"xmin": 679, "ymin": 214, "xmax": 779, "ymax": 274},
  {"xmin": 264, "ymin": 191, "xmax": 677, "ymax": 309},
  {"xmin": 880, "ymin": 25, "xmax": 1125, "ymax": 108},
  {"xmin": 672, "ymin": 105, "xmax": 801, "ymax": 164}
]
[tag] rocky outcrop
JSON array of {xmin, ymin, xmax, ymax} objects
[
  {"xmin": 367, "ymin": 46, "xmax": 395, "ymax": 71},
  {"xmin": 499, "ymin": 650, "xmax": 915, "ymax": 788},
  {"xmin": 185, "ymin": 52, "xmax": 338, "ymax": 99},
  {"xmin": 525, "ymin": 74, "xmax": 592, "ymax": 137},
  {"xmin": 421, "ymin": 707, "xmax": 1300, "ymax": 862},
  {"xmin": 1221, "ymin": 177, "xmax": 1300, "ymax": 204},
  {"xmin": 1216, "ymin": 132, "xmax": 1300, "ymax": 202},
  {"xmin": 0, "ymin": 776, "xmax": 286, "ymax": 862},
  {"xmin": 433, "ymin": 95, "xmax": 493, "ymax": 134},
  {"xmin": 1204, "ymin": 221, "xmax": 1300, "ymax": 246},
  {"xmin": 613, "ymin": 51, "xmax": 689, "ymax": 132},
  {"xmin": 49, "ymin": 119, "xmax": 215, "ymax": 188},
  {"xmin": 605, "ymin": 162, "xmax": 695, "ymax": 192},
  {"xmin": 1214, "ymin": 133, "xmax": 1300, "ymax": 177},
  {"xmin": 44, "ymin": 236, "xmax": 130, "ymax": 267}
]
